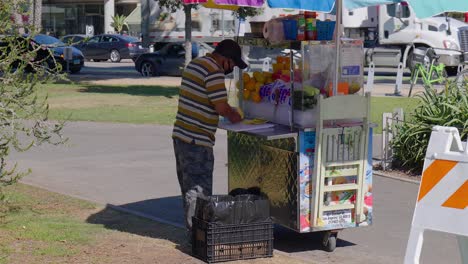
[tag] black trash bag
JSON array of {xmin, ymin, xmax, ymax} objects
[
  {"xmin": 229, "ymin": 188, "xmax": 270, "ymax": 224},
  {"xmin": 229, "ymin": 187, "xmax": 262, "ymax": 196},
  {"xmin": 232, "ymin": 194, "xmax": 270, "ymax": 224},
  {"xmin": 195, "ymin": 195, "xmax": 236, "ymax": 224},
  {"xmin": 196, "ymin": 189, "xmax": 271, "ymax": 225}
]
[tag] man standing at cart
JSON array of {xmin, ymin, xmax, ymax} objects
[{"xmin": 172, "ymin": 39, "xmax": 247, "ymax": 239}]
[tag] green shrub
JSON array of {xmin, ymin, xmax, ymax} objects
[
  {"xmin": 0, "ymin": 0, "xmax": 65, "ymax": 207},
  {"xmin": 392, "ymin": 84, "xmax": 468, "ymax": 174}
]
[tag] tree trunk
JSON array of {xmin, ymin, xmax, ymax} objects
[
  {"xmin": 141, "ymin": 0, "xmax": 150, "ymax": 47},
  {"xmin": 13, "ymin": 1, "xmax": 25, "ymax": 34},
  {"xmin": 184, "ymin": 4, "xmax": 192, "ymax": 67},
  {"xmin": 33, "ymin": 0, "xmax": 42, "ymax": 32}
]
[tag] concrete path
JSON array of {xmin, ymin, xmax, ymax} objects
[{"xmin": 10, "ymin": 121, "xmax": 462, "ymax": 264}]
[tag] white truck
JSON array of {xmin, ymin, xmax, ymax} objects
[{"xmin": 343, "ymin": 2, "xmax": 468, "ymax": 73}]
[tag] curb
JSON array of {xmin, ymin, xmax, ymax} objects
[{"xmin": 374, "ymin": 171, "xmax": 420, "ymax": 185}]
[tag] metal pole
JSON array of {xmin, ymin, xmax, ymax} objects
[
  {"xmin": 333, "ymin": 0, "xmax": 343, "ymax": 96},
  {"xmin": 290, "ymin": 48, "xmax": 294, "ymax": 131},
  {"xmin": 141, "ymin": 0, "xmax": 150, "ymax": 47},
  {"xmin": 221, "ymin": 10, "xmax": 225, "ymax": 39}
]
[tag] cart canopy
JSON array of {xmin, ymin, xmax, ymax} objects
[
  {"xmin": 266, "ymin": 0, "xmax": 396, "ymax": 13},
  {"xmin": 192, "ymin": 0, "xmax": 468, "ymax": 19}
]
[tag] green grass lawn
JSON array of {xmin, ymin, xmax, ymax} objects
[
  {"xmin": 371, "ymin": 96, "xmax": 420, "ymax": 134},
  {"xmin": 0, "ymin": 184, "xmax": 103, "ymax": 263},
  {"xmin": 42, "ymin": 83, "xmax": 179, "ymax": 125},
  {"xmin": 41, "ymin": 82, "xmax": 420, "ymax": 133}
]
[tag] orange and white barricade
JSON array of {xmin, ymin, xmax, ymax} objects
[{"xmin": 404, "ymin": 126, "xmax": 468, "ymax": 264}]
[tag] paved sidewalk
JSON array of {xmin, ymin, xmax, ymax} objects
[{"xmin": 10, "ymin": 121, "xmax": 461, "ymax": 264}]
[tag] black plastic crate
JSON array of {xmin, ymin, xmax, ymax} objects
[{"xmin": 192, "ymin": 217, "xmax": 274, "ymax": 263}]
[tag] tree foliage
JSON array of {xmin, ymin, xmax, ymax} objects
[
  {"xmin": 111, "ymin": 14, "xmax": 129, "ymax": 34},
  {"xmin": 234, "ymin": 7, "xmax": 264, "ymax": 19},
  {"xmin": 157, "ymin": 0, "xmax": 263, "ymax": 20},
  {"xmin": 0, "ymin": 0, "xmax": 66, "ymax": 206},
  {"xmin": 158, "ymin": 0, "xmax": 183, "ymax": 12}
]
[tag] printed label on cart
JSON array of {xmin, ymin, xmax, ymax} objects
[
  {"xmin": 322, "ymin": 209, "xmax": 353, "ymax": 226},
  {"xmin": 341, "ymin": 66, "xmax": 361, "ymax": 77}
]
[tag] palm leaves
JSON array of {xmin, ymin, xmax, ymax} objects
[
  {"xmin": 392, "ymin": 84, "xmax": 468, "ymax": 173},
  {"xmin": 111, "ymin": 14, "xmax": 128, "ymax": 34}
]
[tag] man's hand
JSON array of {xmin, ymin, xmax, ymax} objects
[
  {"xmin": 213, "ymin": 101, "xmax": 242, "ymax": 124},
  {"xmin": 228, "ymin": 109, "xmax": 242, "ymax": 123}
]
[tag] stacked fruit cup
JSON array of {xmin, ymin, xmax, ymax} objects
[
  {"xmin": 272, "ymin": 56, "xmax": 292, "ymax": 82},
  {"xmin": 239, "ymin": 72, "xmax": 274, "ymax": 103}
]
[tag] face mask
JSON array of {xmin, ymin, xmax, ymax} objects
[{"xmin": 222, "ymin": 58, "xmax": 234, "ymax": 75}]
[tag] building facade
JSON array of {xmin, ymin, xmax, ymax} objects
[{"xmin": 42, "ymin": 0, "xmax": 140, "ymax": 37}]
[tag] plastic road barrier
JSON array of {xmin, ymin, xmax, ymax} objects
[{"xmin": 404, "ymin": 126, "xmax": 468, "ymax": 264}]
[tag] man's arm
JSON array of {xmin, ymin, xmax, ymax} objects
[
  {"xmin": 213, "ymin": 101, "xmax": 242, "ymax": 123},
  {"xmin": 205, "ymin": 70, "xmax": 242, "ymax": 123}
]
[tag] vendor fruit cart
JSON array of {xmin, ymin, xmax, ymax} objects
[
  {"xmin": 222, "ymin": 34, "xmax": 373, "ymax": 251},
  {"xmin": 207, "ymin": 0, "xmax": 468, "ymax": 253}
]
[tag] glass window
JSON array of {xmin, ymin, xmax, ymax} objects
[
  {"xmin": 88, "ymin": 36, "xmax": 101, "ymax": 43},
  {"xmin": 102, "ymin": 36, "xmax": 113, "ymax": 42},
  {"xmin": 33, "ymin": 34, "xmax": 65, "ymax": 46},
  {"xmin": 167, "ymin": 44, "xmax": 183, "ymax": 55},
  {"xmin": 428, "ymin": 25, "xmax": 438, "ymax": 32},
  {"xmin": 387, "ymin": 3, "xmax": 411, "ymax": 18},
  {"xmin": 42, "ymin": 4, "xmax": 104, "ymax": 37},
  {"xmin": 85, "ymin": 4, "xmax": 101, "ymax": 14},
  {"xmin": 119, "ymin": 35, "xmax": 138, "ymax": 42}
]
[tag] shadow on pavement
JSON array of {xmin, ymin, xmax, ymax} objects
[
  {"xmin": 86, "ymin": 196, "xmax": 191, "ymax": 255},
  {"xmin": 274, "ymin": 225, "xmax": 356, "ymax": 253},
  {"xmin": 86, "ymin": 195, "xmax": 357, "ymax": 255},
  {"xmin": 78, "ymin": 85, "xmax": 179, "ymax": 98}
]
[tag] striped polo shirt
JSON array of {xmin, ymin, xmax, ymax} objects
[{"xmin": 172, "ymin": 54, "xmax": 227, "ymax": 147}]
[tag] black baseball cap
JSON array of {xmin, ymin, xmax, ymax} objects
[{"xmin": 214, "ymin": 39, "xmax": 248, "ymax": 69}]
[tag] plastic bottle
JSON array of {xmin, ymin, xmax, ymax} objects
[
  {"xmin": 296, "ymin": 12, "xmax": 306, "ymax": 41},
  {"xmin": 305, "ymin": 12, "xmax": 317, "ymax": 41}
]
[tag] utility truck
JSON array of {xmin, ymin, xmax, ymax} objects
[{"xmin": 343, "ymin": 2, "xmax": 468, "ymax": 73}]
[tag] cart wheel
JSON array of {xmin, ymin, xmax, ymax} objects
[
  {"xmin": 322, "ymin": 232, "xmax": 337, "ymax": 252},
  {"xmin": 324, "ymin": 235, "xmax": 336, "ymax": 252}
]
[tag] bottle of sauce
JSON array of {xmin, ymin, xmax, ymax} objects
[
  {"xmin": 305, "ymin": 11, "xmax": 317, "ymax": 40},
  {"xmin": 296, "ymin": 12, "xmax": 306, "ymax": 41}
]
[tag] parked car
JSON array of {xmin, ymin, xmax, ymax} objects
[
  {"xmin": 75, "ymin": 34, "xmax": 147, "ymax": 62},
  {"xmin": 32, "ymin": 34, "xmax": 85, "ymax": 73},
  {"xmin": 134, "ymin": 42, "xmax": 214, "ymax": 77},
  {"xmin": 0, "ymin": 34, "xmax": 84, "ymax": 74},
  {"xmin": 61, "ymin": 34, "xmax": 88, "ymax": 46},
  {"xmin": 0, "ymin": 35, "xmax": 50, "ymax": 73}
]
